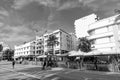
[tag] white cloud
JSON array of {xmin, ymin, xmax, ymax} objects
[
  {"xmin": 0, "ymin": 25, "xmax": 33, "ymax": 42},
  {"xmin": 0, "ymin": 8, "xmax": 9, "ymax": 16}
]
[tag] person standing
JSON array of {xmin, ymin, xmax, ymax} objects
[
  {"xmin": 12, "ymin": 60, "xmax": 15, "ymax": 69},
  {"xmin": 42, "ymin": 58, "xmax": 47, "ymax": 70}
]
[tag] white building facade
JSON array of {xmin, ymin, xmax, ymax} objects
[
  {"xmin": 14, "ymin": 29, "xmax": 77, "ymax": 58},
  {"xmin": 88, "ymin": 14, "xmax": 120, "ymax": 53},
  {"xmin": 43, "ymin": 29, "xmax": 77, "ymax": 55},
  {"xmin": 74, "ymin": 13, "xmax": 98, "ymax": 38},
  {"xmin": 14, "ymin": 41, "xmax": 36, "ymax": 58}
]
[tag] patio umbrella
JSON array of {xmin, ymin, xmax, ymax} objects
[
  {"xmin": 37, "ymin": 55, "xmax": 47, "ymax": 58},
  {"xmin": 56, "ymin": 53, "xmax": 69, "ymax": 57},
  {"xmin": 69, "ymin": 50, "xmax": 85, "ymax": 56}
]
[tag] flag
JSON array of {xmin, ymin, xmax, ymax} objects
[{"xmin": 95, "ymin": 15, "xmax": 99, "ymax": 21}]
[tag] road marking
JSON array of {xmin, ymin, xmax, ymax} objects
[
  {"xmin": 64, "ymin": 69, "xmax": 79, "ymax": 74},
  {"xmin": 51, "ymin": 77, "xmax": 60, "ymax": 80},
  {"xmin": 0, "ymin": 66, "xmax": 60, "ymax": 79}
]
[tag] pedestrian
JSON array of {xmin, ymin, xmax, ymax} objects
[
  {"xmin": 42, "ymin": 58, "xmax": 47, "ymax": 70},
  {"xmin": 12, "ymin": 60, "xmax": 15, "ymax": 69}
]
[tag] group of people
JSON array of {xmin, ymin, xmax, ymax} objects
[{"xmin": 42, "ymin": 56, "xmax": 57, "ymax": 70}]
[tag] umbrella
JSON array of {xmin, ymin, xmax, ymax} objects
[
  {"xmin": 56, "ymin": 53, "xmax": 69, "ymax": 57},
  {"xmin": 69, "ymin": 50, "xmax": 85, "ymax": 56},
  {"xmin": 37, "ymin": 55, "xmax": 47, "ymax": 58}
]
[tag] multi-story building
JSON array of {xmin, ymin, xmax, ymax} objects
[
  {"xmin": 14, "ymin": 29, "xmax": 77, "ymax": 59},
  {"xmin": 14, "ymin": 40, "xmax": 36, "ymax": 59},
  {"xmin": 87, "ymin": 14, "xmax": 120, "ymax": 53},
  {"xmin": 43, "ymin": 29, "xmax": 77, "ymax": 55},
  {"xmin": 35, "ymin": 36, "xmax": 44, "ymax": 55},
  {"xmin": 74, "ymin": 13, "xmax": 98, "ymax": 38}
]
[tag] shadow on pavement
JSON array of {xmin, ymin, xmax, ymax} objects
[
  {"xmin": 8, "ymin": 77, "xmax": 40, "ymax": 80},
  {"xmin": 17, "ymin": 67, "xmax": 42, "ymax": 73}
]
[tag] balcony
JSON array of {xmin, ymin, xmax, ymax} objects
[
  {"xmin": 88, "ymin": 32, "xmax": 113, "ymax": 40},
  {"xmin": 92, "ymin": 42, "xmax": 115, "ymax": 49}
]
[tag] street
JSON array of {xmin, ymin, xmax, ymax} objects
[{"xmin": 0, "ymin": 61, "xmax": 120, "ymax": 80}]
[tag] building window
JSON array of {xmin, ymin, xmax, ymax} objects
[{"xmin": 33, "ymin": 46, "xmax": 35, "ymax": 49}]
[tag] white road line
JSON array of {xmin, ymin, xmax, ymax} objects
[
  {"xmin": 0, "ymin": 67, "xmax": 41, "ymax": 79},
  {"xmin": 0, "ymin": 67, "xmax": 60, "ymax": 79}
]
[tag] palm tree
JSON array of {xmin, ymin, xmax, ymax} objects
[
  {"xmin": 47, "ymin": 34, "xmax": 59, "ymax": 55},
  {"xmin": 78, "ymin": 37, "xmax": 91, "ymax": 52},
  {"xmin": 0, "ymin": 44, "xmax": 3, "ymax": 52},
  {"xmin": 0, "ymin": 44, "xmax": 3, "ymax": 60},
  {"xmin": 78, "ymin": 37, "xmax": 92, "ymax": 70}
]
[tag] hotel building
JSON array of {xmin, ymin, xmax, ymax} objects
[
  {"xmin": 88, "ymin": 14, "xmax": 120, "ymax": 53},
  {"xmin": 74, "ymin": 13, "xmax": 120, "ymax": 54},
  {"xmin": 74, "ymin": 13, "xmax": 98, "ymax": 38}
]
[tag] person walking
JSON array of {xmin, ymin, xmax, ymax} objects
[
  {"xmin": 42, "ymin": 58, "xmax": 47, "ymax": 70},
  {"xmin": 12, "ymin": 60, "xmax": 15, "ymax": 69}
]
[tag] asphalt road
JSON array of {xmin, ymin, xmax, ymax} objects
[{"xmin": 0, "ymin": 61, "xmax": 120, "ymax": 80}]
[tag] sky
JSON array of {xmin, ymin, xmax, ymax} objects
[{"xmin": 0, "ymin": 0, "xmax": 120, "ymax": 49}]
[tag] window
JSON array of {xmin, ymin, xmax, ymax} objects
[{"xmin": 33, "ymin": 47, "xmax": 35, "ymax": 49}]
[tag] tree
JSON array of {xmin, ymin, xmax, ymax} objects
[
  {"xmin": 0, "ymin": 44, "xmax": 3, "ymax": 52},
  {"xmin": 47, "ymin": 34, "xmax": 59, "ymax": 55},
  {"xmin": 2, "ymin": 49, "xmax": 14, "ymax": 61},
  {"xmin": 0, "ymin": 44, "xmax": 3, "ymax": 61},
  {"xmin": 78, "ymin": 37, "xmax": 92, "ymax": 70},
  {"xmin": 78, "ymin": 37, "xmax": 91, "ymax": 52}
]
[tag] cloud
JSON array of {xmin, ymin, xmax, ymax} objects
[
  {"xmin": 0, "ymin": 8, "xmax": 9, "ymax": 16},
  {"xmin": 13, "ymin": 0, "xmax": 59, "ymax": 9},
  {"xmin": 0, "ymin": 8, "xmax": 9, "ymax": 21},
  {"xmin": 57, "ymin": 0, "xmax": 81, "ymax": 11},
  {"xmin": 0, "ymin": 25, "xmax": 33, "ymax": 43}
]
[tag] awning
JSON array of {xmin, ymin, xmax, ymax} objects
[
  {"xmin": 56, "ymin": 53, "xmax": 69, "ymax": 57},
  {"xmin": 14, "ymin": 56, "xmax": 21, "ymax": 58},
  {"xmin": 37, "ymin": 55, "xmax": 47, "ymax": 58},
  {"xmin": 68, "ymin": 50, "xmax": 85, "ymax": 56}
]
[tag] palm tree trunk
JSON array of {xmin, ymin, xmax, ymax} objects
[
  {"xmin": 80, "ymin": 56, "xmax": 84, "ymax": 70},
  {"xmin": 52, "ymin": 45, "xmax": 54, "ymax": 55}
]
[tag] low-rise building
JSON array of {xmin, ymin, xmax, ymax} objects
[{"xmin": 14, "ymin": 41, "xmax": 36, "ymax": 59}]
